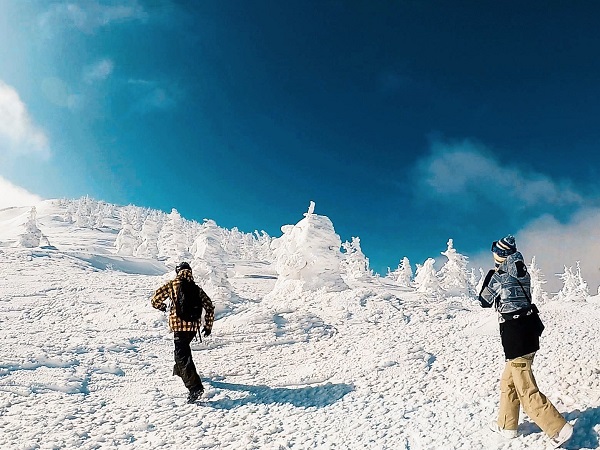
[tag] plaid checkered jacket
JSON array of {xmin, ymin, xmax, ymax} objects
[{"xmin": 151, "ymin": 269, "xmax": 214, "ymax": 332}]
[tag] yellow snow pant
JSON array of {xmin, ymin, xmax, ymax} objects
[{"xmin": 497, "ymin": 352, "xmax": 566, "ymax": 437}]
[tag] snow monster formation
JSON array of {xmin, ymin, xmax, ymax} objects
[{"xmin": 271, "ymin": 201, "xmax": 348, "ymax": 292}]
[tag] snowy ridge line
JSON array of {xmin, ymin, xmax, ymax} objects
[{"xmin": 3, "ymin": 197, "xmax": 598, "ymax": 302}]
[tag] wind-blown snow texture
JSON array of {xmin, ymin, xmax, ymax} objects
[{"xmin": 1, "ymin": 199, "xmax": 599, "ymax": 449}]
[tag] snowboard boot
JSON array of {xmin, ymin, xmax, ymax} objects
[
  {"xmin": 551, "ymin": 422, "xmax": 573, "ymax": 448},
  {"xmin": 488, "ymin": 420, "xmax": 517, "ymax": 439},
  {"xmin": 187, "ymin": 386, "xmax": 204, "ymax": 404}
]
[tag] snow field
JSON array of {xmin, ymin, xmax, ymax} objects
[
  {"xmin": 1, "ymin": 199, "xmax": 599, "ymax": 449},
  {"xmin": 1, "ymin": 249, "xmax": 599, "ymax": 449}
]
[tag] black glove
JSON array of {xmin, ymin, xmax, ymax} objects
[
  {"xmin": 158, "ymin": 303, "xmax": 167, "ymax": 312},
  {"xmin": 481, "ymin": 269, "xmax": 495, "ymax": 290},
  {"xmin": 202, "ymin": 327, "xmax": 211, "ymax": 337}
]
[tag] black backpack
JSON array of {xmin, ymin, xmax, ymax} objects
[{"xmin": 175, "ymin": 278, "xmax": 204, "ymax": 322}]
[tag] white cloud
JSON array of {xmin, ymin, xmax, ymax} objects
[
  {"xmin": 465, "ymin": 211, "xmax": 600, "ymax": 296},
  {"xmin": 0, "ymin": 81, "xmax": 51, "ymax": 159},
  {"xmin": 0, "ymin": 176, "xmax": 43, "ymax": 209},
  {"xmin": 39, "ymin": 0, "xmax": 148, "ymax": 35},
  {"xmin": 417, "ymin": 139, "xmax": 583, "ymax": 209},
  {"xmin": 518, "ymin": 209, "xmax": 600, "ymax": 294},
  {"xmin": 84, "ymin": 58, "xmax": 114, "ymax": 83}
]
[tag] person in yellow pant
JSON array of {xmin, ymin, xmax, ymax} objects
[{"xmin": 479, "ymin": 235, "xmax": 573, "ymax": 448}]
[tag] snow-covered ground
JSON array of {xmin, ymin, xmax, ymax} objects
[{"xmin": 1, "ymin": 200, "xmax": 599, "ymax": 449}]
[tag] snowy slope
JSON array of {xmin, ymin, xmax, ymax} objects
[{"xmin": 0, "ymin": 200, "xmax": 599, "ymax": 450}]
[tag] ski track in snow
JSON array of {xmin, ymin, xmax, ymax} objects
[{"xmin": 1, "ymin": 206, "xmax": 600, "ymax": 449}]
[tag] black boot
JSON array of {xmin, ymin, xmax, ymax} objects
[{"xmin": 187, "ymin": 386, "xmax": 204, "ymax": 404}]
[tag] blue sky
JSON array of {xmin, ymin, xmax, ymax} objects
[{"xmin": 2, "ymin": 1, "xmax": 600, "ymax": 287}]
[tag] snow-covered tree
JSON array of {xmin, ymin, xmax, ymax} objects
[
  {"xmin": 251, "ymin": 230, "xmax": 274, "ymax": 261},
  {"xmin": 93, "ymin": 205, "xmax": 105, "ymax": 228},
  {"xmin": 191, "ymin": 220, "xmax": 228, "ymax": 271},
  {"xmin": 340, "ymin": 236, "xmax": 373, "ymax": 281},
  {"xmin": 19, "ymin": 207, "xmax": 43, "ymax": 248},
  {"xmin": 556, "ymin": 262, "xmax": 589, "ymax": 302},
  {"xmin": 114, "ymin": 211, "xmax": 140, "ymax": 256},
  {"xmin": 438, "ymin": 239, "xmax": 472, "ymax": 297},
  {"xmin": 134, "ymin": 214, "xmax": 161, "ymax": 259},
  {"xmin": 63, "ymin": 209, "xmax": 74, "ymax": 224},
  {"xmin": 529, "ymin": 256, "xmax": 549, "ymax": 303},
  {"xmin": 157, "ymin": 208, "xmax": 191, "ymax": 264},
  {"xmin": 74, "ymin": 197, "xmax": 92, "ymax": 227},
  {"xmin": 387, "ymin": 257, "xmax": 413, "ymax": 287},
  {"xmin": 221, "ymin": 227, "xmax": 274, "ymax": 262},
  {"xmin": 114, "ymin": 222, "xmax": 138, "ymax": 256},
  {"xmin": 190, "ymin": 219, "xmax": 233, "ymax": 302},
  {"xmin": 414, "ymin": 258, "xmax": 442, "ymax": 298}
]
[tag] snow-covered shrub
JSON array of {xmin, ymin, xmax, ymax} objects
[
  {"xmin": 340, "ymin": 236, "xmax": 373, "ymax": 281},
  {"xmin": 438, "ymin": 239, "xmax": 472, "ymax": 298},
  {"xmin": 529, "ymin": 256, "xmax": 549, "ymax": 303},
  {"xmin": 387, "ymin": 257, "xmax": 413, "ymax": 287},
  {"xmin": 414, "ymin": 258, "xmax": 442, "ymax": 299},
  {"xmin": 555, "ymin": 262, "xmax": 589, "ymax": 302}
]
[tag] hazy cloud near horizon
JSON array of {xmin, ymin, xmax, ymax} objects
[
  {"xmin": 518, "ymin": 209, "xmax": 600, "ymax": 294},
  {"xmin": 0, "ymin": 81, "xmax": 51, "ymax": 160},
  {"xmin": 0, "ymin": 176, "xmax": 43, "ymax": 209}
]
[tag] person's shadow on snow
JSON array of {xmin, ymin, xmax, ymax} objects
[
  {"xmin": 203, "ymin": 379, "xmax": 354, "ymax": 409},
  {"xmin": 520, "ymin": 406, "xmax": 600, "ymax": 450}
]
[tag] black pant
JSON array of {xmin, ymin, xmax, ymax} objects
[{"xmin": 173, "ymin": 331, "xmax": 203, "ymax": 392}]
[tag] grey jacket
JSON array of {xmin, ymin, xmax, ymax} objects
[{"xmin": 479, "ymin": 252, "xmax": 531, "ymax": 319}]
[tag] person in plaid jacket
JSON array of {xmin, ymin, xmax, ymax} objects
[{"xmin": 152, "ymin": 262, "xmax": 214, "ymax": 403}]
